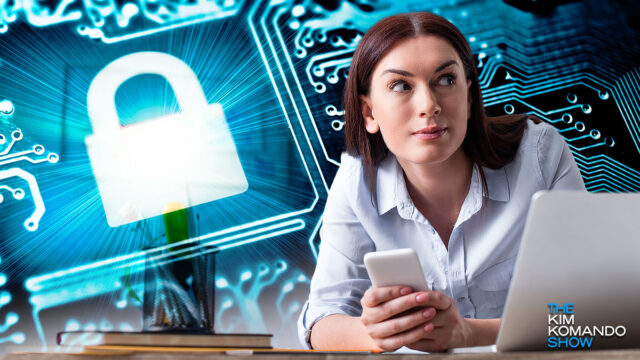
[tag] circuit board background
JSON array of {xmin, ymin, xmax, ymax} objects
[{"xmin": 1, "ymin": 0, "xmax": 639, "ymax": 351}]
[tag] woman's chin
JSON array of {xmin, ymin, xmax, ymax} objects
[{"xmin": 397, "ymin": 152, "xmax": 451, "ymax": 166}]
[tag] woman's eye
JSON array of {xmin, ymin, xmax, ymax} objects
[
  {"xmin": 437, "ymin": 74, "xmax": 456, "ymax": 86},
  {"xmin": 390, "ymin": 81, "xmax": 411, "ymax": 92}
]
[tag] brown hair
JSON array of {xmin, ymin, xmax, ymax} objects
[{"xmin": 343, "ymin": 12, "xmax": 540, "ymax": 196}]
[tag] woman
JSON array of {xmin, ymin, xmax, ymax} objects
[{"xmin": 298, "ymin": 12, "xmax": 585, "ymax": 352}]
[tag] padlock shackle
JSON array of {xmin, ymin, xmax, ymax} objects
[{"xmin": 87, "ymin": 52, "xmax": 209, "ymax": 134}]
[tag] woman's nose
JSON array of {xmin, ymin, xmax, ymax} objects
[{"xmin": 417, "ymin": 87, "xmax": 441, "ymax": 118}]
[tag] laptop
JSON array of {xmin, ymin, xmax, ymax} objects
[{"xmin": 453, "ymin": 190, "xmax": 640, "ymax": 352}]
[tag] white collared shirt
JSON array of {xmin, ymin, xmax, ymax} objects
[{"xmin": 298, "ymin": 120, "xmax": 586, "ymax": 348}]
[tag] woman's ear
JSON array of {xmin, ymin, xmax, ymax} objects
[{"xmin": 360, "ymin": 94, "xmax": 379, "ymax": 133}]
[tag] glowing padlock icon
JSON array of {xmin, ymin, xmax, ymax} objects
[{"xmin": 85, "ymin": 51, "xmax": 248, "ymax": 227}]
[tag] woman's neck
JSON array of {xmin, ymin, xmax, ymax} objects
[{"xmin": 397, "ymin": 148, "xmax": 473, "ymax": 212}]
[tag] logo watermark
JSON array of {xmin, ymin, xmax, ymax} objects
[{"xmin": 547, "ymin": 303, "xmax": 626, "ymax": 349}]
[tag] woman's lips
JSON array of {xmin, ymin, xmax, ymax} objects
[{"xmin": 412, "ymin": 126, "xmax": 447, "ymax": 140}]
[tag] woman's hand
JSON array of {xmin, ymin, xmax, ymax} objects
[
  {"xmin": 360, "ymin": 287, "xmax": 494, "ymax": 352},
  {"xmin": 359, "ymin": 285, "xmax": 437, "ymax": 352}
]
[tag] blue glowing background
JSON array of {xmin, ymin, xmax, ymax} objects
[{"xmin": 1, "ymin": 0, "xmax": 640, "ymax": 351}]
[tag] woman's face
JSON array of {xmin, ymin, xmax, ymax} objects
[{"xmin": 360, "ymin": 35, "xmax": 472, "ymax": 167}]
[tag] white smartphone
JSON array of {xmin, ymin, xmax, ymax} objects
[{"xmin": 364, "ymin": 248, "xmax": 430, "ymax": 291}]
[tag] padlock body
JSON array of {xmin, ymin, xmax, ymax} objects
[{"xmin": 86, "ymin": 103, "xmax": 248, "ymax": 227}]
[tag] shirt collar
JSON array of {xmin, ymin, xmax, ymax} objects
[
  {"xmin": 375, "ymin": 154, "xmax": 510, "ymax": 216},
  {"xmin": 483, "ymin": 166, "xmax": 510, "ymax": 202}
]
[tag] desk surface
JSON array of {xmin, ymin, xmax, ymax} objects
[{"xmin": 3, "ymin": 349, "xmax": 640, "ymax": 359}]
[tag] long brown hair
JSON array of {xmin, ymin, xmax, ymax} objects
[{"xmin": 343, "ymin": 12, "xmax": 540, "ymax": 196}]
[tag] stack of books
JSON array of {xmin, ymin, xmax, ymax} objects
[{"xmin": 57, "ymin": 331, "xmax": 273, "ymax": 354}]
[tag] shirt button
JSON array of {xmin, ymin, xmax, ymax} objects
[{"xmin": 430, "ymin": 229, "xmax": 436, "ymax": 235}]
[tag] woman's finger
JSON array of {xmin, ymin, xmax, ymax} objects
[
  {"xmin": 361, "ymin": 286, "xmax": 412, "ymax": 308},
  {"xmin": 367, "ymin": 307, "xmax": 436, "ymax": 338},
  {"xmin": 417, "ymin": 291, "xmax": 453, "ymax": 311},
  {"xmin": 375, "ymin": 321, "xmax": 433, "ymax": 352},
  {"xmin": 366, "ymin": 290, "xmax": 431, "ymax": 323}
]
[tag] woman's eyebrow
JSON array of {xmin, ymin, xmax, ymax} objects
[
  {"xmin": 433, "ymin": 60, "xmax": 458, "ymax": 73},
  {"xmin": 380, "ymin": 60, "xmax": 459, "ymax": 77},
  {"xmin": 381, "ymin": 69, "xmax": 414, "ymax": 77}
]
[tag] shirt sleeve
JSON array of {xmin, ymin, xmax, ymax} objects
[
  {"xmin": 537, "ymin": 124, "xmax": 587, "ymax": 191},
  {"xmin": 297, "ymin": 154, "xmax": 376, "ymax": 349}
]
